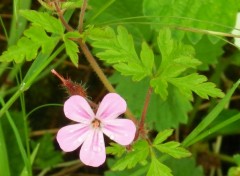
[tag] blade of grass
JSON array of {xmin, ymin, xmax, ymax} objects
[
  {"xmin": 0, "ymin": 98, "xmax": 30, "ymax": 176},
  {"xmin": 0, "ymin": 119, "xmax": 11, "ymax": 176},
  {"xmin": 20, "ymin": 144, "xmax": 40, "ymax": 176},
  {"xmin": 182, "ymin": 79, "xmax": 240, "ymax": 147},
  {"xmin": 189, "ymin": 113, "xmax": 240, "ymax": 145}
]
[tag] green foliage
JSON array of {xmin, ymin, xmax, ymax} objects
[
  {"xmin": 1, "ymin": 111, "xmax": 27, "ymax": 176},
  {"xmin": 151, "ymin": 28, "xmax": 224, "ymax": 100},
  {"xmin": 165, "ymin": 157, "xmax": 204, "ymax": 176},
  {"xmin": 0, "ymin": 36, "xmax": 39, "ymax": 63},
  {"xmin": 85, "ymin": 0, "xmax": 152, "ymax": 42},
  {"xmin": 106, "ymin": 142, "xmax": 126, "ymax": 157},
  {"xmin": 147, "ymin": 156, "xmax": 172, "ymax": 176},
  {"xmin": 153, "ymin": 129, "xmax": 173, "ymax": 145},
  {"xmin": 32, "ymin": 134, "xmax": 63, "ymax": 169},
  {"xmin": 20, "ymin": 10, "xmax": 64, "ymax": 34},
  {"xmin": 63, "ymin": 31, "xmax": 81, "ymax": 66},
  {"xmin": 88, "ymin": 26, "xmax": 153, "ymax": 81},
  {"xmin": 0, "ymin": 10, "xmax": 65, "ymax": 63},
  {"xmin": 110, "ymin": 72, "xmax": 192, "ymax": 130},
  {"xmin": 143, "ymin": 0, "xmax": 238, "ymax": 43},
  {"xmin": 153, "ymin": 129, "xmax": 191, "ymax": 159},
  {"xmin": 184, "ymin": 36, "xmax": 225, "ymax": 71},
  {"xmin": 111, "ymin": 140, "xmax": 149, "ymax": 171}
]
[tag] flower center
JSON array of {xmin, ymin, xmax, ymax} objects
[{"xmin": 91, "ymin": 118, "xmax": 101, "ymax": 128}]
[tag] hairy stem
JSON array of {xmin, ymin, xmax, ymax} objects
[
  {"xmin": 135, "ymin": 87, "xmax": 153, "ymax": 140},
  {"xmin": 78, "ymin": 0, "xmax": 88, "ymax": 33},
  {"xmin": 54, "ymin": 2, "xmax": 74, "ymax": 32}
]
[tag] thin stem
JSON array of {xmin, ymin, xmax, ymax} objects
[
  {"xmin": 134, "ymin": 87, "xmax": 153, "ymax": 140},
  {"xmin": 54, "ymin": 2, "xmax": 74, "ymax": 32},
  {"xmin": 78, "ymin": 0, "xmax": 88, "ymax": 33}
]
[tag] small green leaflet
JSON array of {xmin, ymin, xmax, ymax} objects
[
  {"xmin": 153, "ymin": 129, "xmax": 174, "ymax": 145},
  {"xmin": 153, "ymin": 129, "xmax": 191, "ymax": 159},
  {"xmin": 147, "ymin": 156, "xmax": 172, "ymax": 176},
  {"xmin": 20, "ymin": 10, "xmax": 64, "ymax": 34},
  {"xmin": 63, "ymin": 31, "xmax": 81, "ymax": 67},
  {"xmin": 111, "ymin": 140, "xmax": 149, "ymax": 170},
  {"xmin": 87, "ymin": 26, "xmax": 154, "ymax": 81},
  {"xmin": 151, "ymin": 28, "xmax": 224, "ymax": 101},
  {"xmin": 106, "ymin": 142, "xmax": 126, "ymax": 158}
]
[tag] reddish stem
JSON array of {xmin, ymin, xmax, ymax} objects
[
  {"xmin": 54, "ymin": 2, "xmax": 74, "ymax": 32},
  {"xmin": 134, "ymin": 87, "xmax": 153, "ymax": 140}
]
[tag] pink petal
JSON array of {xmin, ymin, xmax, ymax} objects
[
  {"xmin": 64, "ymin": 95, "xmax": 94, "ymax": 123},
  {"xmin": 102, "ymin": 119, "xmax": 136, "ymax": 145},
  {"xmin": 96, "ymin": 93, "xmax": 126, "ymax": 120},
  {"xmin": 56, "ymin": 124, "xmax": 90, "ymax": 152},
  {"xmin": 80, "ymin": 129, "xmax": 106, "ymax": 167}
]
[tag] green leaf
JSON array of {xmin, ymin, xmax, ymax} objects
[
  {"xmin": 165, "ymin": 157, "xmax": 204, "ymax": 176},
  {"xmin": 88, "ymin": 26, "xmax": 154, "ymax": 81},
  {"xmin": 153, "ymin": 129, "xmax": 174, "ymax": 145},
  {"xmin": 140, "ymin": 42, "xmax": 154, "ymax": 76},
  {"xmin": 20, "ymin": 10, "xmax": 64, "ymax": 34},
  {"xmin": 106, "ymin": 143, "xmax": 126, "ymax": 158},
  {"xmin": 106, "ymin": 158, "xmax": 149, "ymax": 176},
  {"xmin": 63, "ymin": 35, "xmax": 79, "ymax": 67},
  {"xmin": 112, "ymin": 140, "xmax": 149, "ymax": 171},
  {"xmin": 168, "ymin": 73, "xmax": 225, "ymax": 100},
  {"xmin": 184, "ymin": 36, "xmax": 225, "ymax": 71},
  {"xmin": 233, "ymin": 154, "xmax": 240, "ymax": 166},
  {"xmin": 182, "ymin": 80, "xmax": 240, "ymax": 147},
  {"xmin": 110, "ymin": 72, "xmax": 192, "ymax": 130},
  {"xmin": 85, "ymin": 0, "xmax": 151, "ymax": 42},
  {"xmin": 143, "ymin": 0, "xmax": 238, "ymax": 43},
  {"xmin": 0, "ymin": 37, "xmax": 40, "ymax": 63},
  {"xmin": 147, "ymin": 156, "xmax": 172, "ymax": 176},
  {"xmin": 24, "ymin": 25, "xmax": 58, "ymax": 53},
  {"xmin": 32, "ymin": 134, "xmax": 63, "ymax": 169},
  {"xmin": 151, "ymin": 29, "xmax": 224, "ymax": 100},
  {"xmin": 154, "ymin": 141, "xmax": 191, "ymax": 159}
]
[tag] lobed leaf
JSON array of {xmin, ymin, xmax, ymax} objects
[
  {"xmin": 20, "ymin": 10, "xmax": 64, "ymax": 34},
  {"xmin": 151, "ymin": 29, "xmax": 224, "ymax": 100},
  {"xmin": 147, "ymin": 156, "xmax": 172, "ymax": 176},
  {"xmin": 63, "ymin": 34, "xmax": 80, "ymax": 67},
  {"xmin": 112, "ymin": 140, "xmax": 149, "ymax": 171},
  {"xmin": 168, "ymin": 73, "xmax": 225, "ymax": 100},
  {"xmin": 153, "ymin": 129, "xmax": 174, "ymax": 145},
  {"xmin": 87, "ymin": 26, "xmax": 154, "ymax": 81},
  {"xmin": 0, "ymin": 37, "xmax": 40, "ymax": 63},
  {"xmin": 106, "ymin": 143, "xmax": 126, "ymax": 158},
  {"xmin": 154, "ymin": 141, "xmax": 191, "ymax": 159}
]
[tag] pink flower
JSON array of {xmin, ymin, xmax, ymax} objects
[{"xmin": 56, "ymin": 93, "xmax": 136, "ymax": 167}]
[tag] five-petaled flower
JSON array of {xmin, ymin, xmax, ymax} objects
[{"xmin": 56, "ymin": 93, "xmax": 136, "ymax": 167}]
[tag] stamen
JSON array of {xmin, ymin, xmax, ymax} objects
[{"xmin": 92, "ymin": 119, "xmax": 101, "ymax": 128}]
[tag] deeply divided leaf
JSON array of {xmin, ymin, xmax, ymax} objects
[
  {"xmin": 20, "ymin": 10, "xmax": 64, "ymax": 34},
  {"xmin": 147, "ymin": 156, "xmax": 172, "ymax": 176},
  {"xmin": 0, "ymin": 37, "xmax": 40, "ymax": 63},
  {"xmin": 63, "ymin": 34, "xmax": 80, "ymax": 67},
  {"xmin": 154, "ymin": 141, "xmax": 191, "ymax": 159},
  {"xmin": 112, "ymin": 140, "xmax": 149, "ymax": 171},
  {"xmin": 151, "ymin": 28, "xmax": 224, "ymax": 100},
  {"xmin": 87, "ymin": 26, "xmax": 154, "ymax": 81}
]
